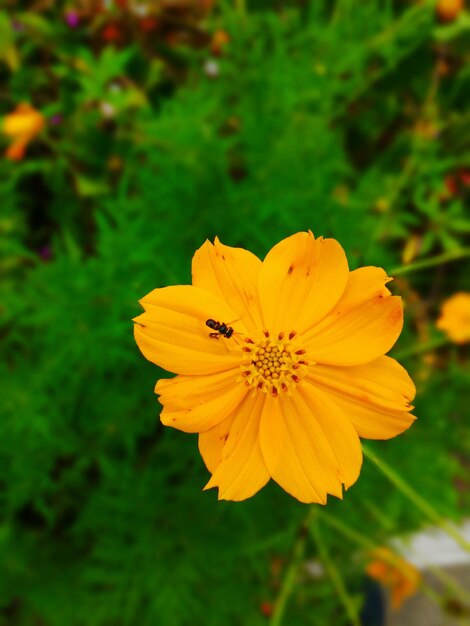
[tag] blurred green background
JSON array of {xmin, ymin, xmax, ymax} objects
[{"xmin": 1, "ymin": 1, "xmax": 469, "ymax": 625}]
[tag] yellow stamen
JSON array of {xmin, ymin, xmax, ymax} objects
[{"xmin": 240, "ymin": 333, "xmax": 309, "ymax": 395}]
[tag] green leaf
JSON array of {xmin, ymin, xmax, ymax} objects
[{"xmin": 75, "ymin": 175, "xmax": 110, "ymax": 197}]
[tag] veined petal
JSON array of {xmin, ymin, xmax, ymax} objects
[
  {"xmin": 259, "ymin": 382, "xmax": 362, "ymax": 504},
  {"xmin": 304, "ymin": 296, "xmax": 403, "ymax": 366},
  {"xmin": 332, "ymin": 266, "xmax": 392, "ymax": 309},
  {"xmin": 327, "ymin": 395, "xmax": 415, "ymax": 440},
  {"xmin": 306, "ymin": 356, "xmax": 416, "ymax": 439},
  {"xmin": 306, "ymin": 356, "xmax": 416, "ymax": 412},
  {"xmin": 134, "ymin": 285, "xmax": 246, "ymax": 375},
  {"xmin": 198, "ymin": 414, "xmax": 234, "ymax": 473},
  {"xmin": 259, "ymin": 396, "xmax": 338, "ymax": 504},
  {"xmin": 192, "ymin": 238, "xmax": 264, "ymax": 335},
  {"xmin": 156, "ymin": 368, "xmax": 244, "ymax": 410},
  {"xmin": 203, "ymin": 393, "xmax": 270, "ymax": 501},
  {"xmin": 302, "ymin": 267, "xmax": 392, "ymax": 340},
  {"xmin": 159, "ymin": 372, "xmax": 247, "ymax": 434},
  {"xmin": 258, "ymin": 232, "xmax": 349, "ymax": 336},
  {"xmin": 298, "ymin": 382, "xmax": 363, "ymax": 489},
  {"xmin": 302, "ymin": 267, "xmax": 403, "ymax": 365}
]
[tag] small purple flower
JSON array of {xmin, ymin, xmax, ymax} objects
[
  {"xmin": 11, "ymin": 20, "xmax": 24, "ymax": 31},
  {"xmin": 49, "ymin": 114, "xmax": 63, "ymax": 126},
  {"xmin": 65, "ymin": 10, "xmax": 80, "ymax": 28},
  {"xmin": 38, "ymin": 246, "xmax": 52, "ymax": 261}
]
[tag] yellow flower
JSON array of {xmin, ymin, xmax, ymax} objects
[
  {"xmin": 436, "ymin": 0, "xmax": 464, "ymax": 23},
  {"xmin": 366, "ymin": 547, "xmax": 421, "ymax": 610},
  {"xmin": 134, "ymin": 232, "xmax": 416, "ymax": 503},
  {"xmin": 436, "ymin": 292, "xmax": 470, "ymax": 344},
  {"xmin": 3, "ymin": 103, "xmax": 45, "ymax": 161}
]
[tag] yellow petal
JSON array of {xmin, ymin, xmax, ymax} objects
[
  {"xmin": 332, "ymin": 266, "xmax": 392, "ymax": 309},
  {"xmin": 334, "ymin": 398, "xmax": 415, "ymax": 440},
  {"xmin": 302, "ymin": 266, "xmax": 392, "ymax": 334},
  {"xmin": 306, "ymin": 357, "xmax": 416, "ymax": 439},
  {"xmin": 156, "ymin": 368, "xmax": 243, "ymax": 409},
  {"xmin": 258, "ymin": 397, "xmax": 337, "ymax": 503},
  {"xmin": 259, "ymin": 383, "xmax": 362, "ymax": 504},
  {"xmin": 302, "ymin": 267, "xmax": 403, "ymax": 365},
  {"xmin": 198, "ymin": 414, "xmax": 234, "ymax": 473},
  {"xmin": 192, "ymin": 238, "xmax": 264, "ymax": 336},
  {"xmin": 134, "ymin": 285, "xmax": 246, "ymax": 375},
  {"xmin": 203, "ymin": 393, "xmax": 270, "ymax": 501},
  {"xmin": 298, "ymin": 382, "xmax": 363, "ymax": 488},
  {"xmin": 258, "ymin": 231, "xmax": 349, "ymax": 336},
  {"xmin": 307, "ymin": 356, "xmax": 415, "ymax": 411},
  {"xmin": 159, "ymin": 372, "xmax": 247, "ymax": 434}
]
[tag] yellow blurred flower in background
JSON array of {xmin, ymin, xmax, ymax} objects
[
  {"xmin": 437, "ymin": 292, "xmax": 470, "ymax": 344},
  {"xmin": 366, "ymin": 547, "xmax": 421, "ymax": 610},
  {"xmin": 211, "ymin": 29, "xmax": 230, "ymax": 56},
  {"xmin": 436, "ymin": 0, "xmax": 464, "ymax": 22},
  {"xmin": 2, "ymin": 103, "xmax": 45, "ymax": 161},
  {"xmin": 134, "ymin": 232, "xmax": 416, "ymax": 503}
]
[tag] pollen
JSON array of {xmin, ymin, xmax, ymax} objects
[{"xmin": 240, "ymin": 333, "xmax": 310, "ymax": 396}]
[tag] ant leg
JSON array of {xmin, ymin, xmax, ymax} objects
[{"xmin": 209, "ymin": 333, "xmax": 220, "ymax": 339}]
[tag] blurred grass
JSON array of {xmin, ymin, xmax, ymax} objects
[{"xmin": 0, "ymin": 1, "xmax": 469, "ymax": 625}]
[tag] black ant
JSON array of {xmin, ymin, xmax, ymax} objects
[{"xmin": 206, "ymin": 319, "xmax": 234, "ymax": 339}]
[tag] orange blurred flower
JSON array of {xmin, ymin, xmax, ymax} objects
[
  {"xmin": 459, "ymin": 168, "xmax": 470, "ymax": 187},
  {"xmin": 102, "ymin": 22, "xmax": 123, "ymax": 42},
  {"xmin": 211, "ymin": 29, "xmax": 230, "ymax": 56},
  {"xmin": 259, "ymin": 602, "xmax": 274, "ymax": 617},
  {"xmin": 200, "ymin": 0, "xmax": 215, "ymax": 11},
  {"xmin": 366, "ymin": 547, "xmax": 421, "ymax": 610},
  {"xmin": 436, "ymin": 0, "xmax": 464, "ymax": 22},
  {"xmin": 134, "ymin": 232, "xmax": 416, "ymax": 503},
  {"xmin": 139, "ymin": 16, "xmax": 158, "ymax": 32},
  {"xmin": 413, "ymin": 119, "xmax": 439, "ymax": 140},
  {"xmin": 437, "ymin": 293, "xmax": 470, "ymax": 344},
  {"xmin": 3, "ymin": 103, "xmax": 45, "ymax": 161}
]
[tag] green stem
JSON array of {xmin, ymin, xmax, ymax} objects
[
  {"xmin": 309, "ymin": 517, "xmax": 361, "ymax": 626},
  {"xmin": 270, "ymin": 508, "xmax": 316, "ymax": 626},
  {"xmin": 320, "ymin": 512, "xmax": 470, "ymax": 608},
  {"xmin": 360, "ymin": 499, "xmax": 396, "ymax": 531},
  {"xmin": 390, "ymin": 248, "xmax": 470, "ymax": 277},
  {"xmin": 321, "ymin": 511, "xmax": 378, "ymax": 550},
  {"xmin": 427, "ymin": 564, "xmax": 470, "ymax": 605},
  {"xmin": 394, "ymin": 336, "xmax": 449, "ymax": 359},
  {"xmin": 234, "ymin": 0, "xmax": 247, "ymax": 18},
  {"xmin": 363, "ymin": 445, "xmax": 470, "ymax": 554}
]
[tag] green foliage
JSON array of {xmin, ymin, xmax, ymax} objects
[{"xmin": 1, "ymin": 1, "xmax": 469, "ymax": 625}]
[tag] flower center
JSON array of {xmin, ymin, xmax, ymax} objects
[{"xmin": 240, "ymin": 330, "xmax": 309, "ymax": 397}]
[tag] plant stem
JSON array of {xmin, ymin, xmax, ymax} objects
[
  {"xmin": 234, "ymin": 0, "xmax": 247, "ymax": 18},
  {"xmin": 427, "ymin": 564, "xmax": 470, "ymax": 605},
  {"xmin": 321, "ymin": 510, "xmax": 377, "ymax": 550},
  {"xmin": 363, "ymin": 445, "xmax": 470, "ymax": 553},
  {"xmin": 270, "ymin": 507, "xmax": 316, "ymax": 626},
  {"xmin": 309, "ymin": 517, "xmax": 362, "ymax": 626},
  {"xmin": 394, "ymin": 336, "xmax": 449, "ymax": 359},
  {"xmin": 390, "ymin": 248, "xmax": 470, "ymax": 277},
  {"xmin": 320, "ymin": 512, "xmax": 470, "ymax": 608}
]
